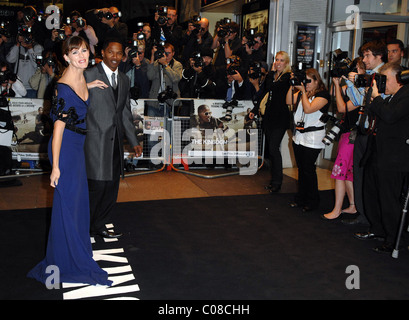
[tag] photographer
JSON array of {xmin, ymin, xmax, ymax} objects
[
  {"xmin": 212, "ymin": 21, "xmax": 241, "ymax": 68},
  {"xmin": 236, "ymin": 31, "xmax": 266, "ymax": 72},
  {"xmin": 151, "ymin": 6, "xmax": 183, "ymax": 60},
  {"xmin": 0, "ymin": 24, "xmax": 13, "ymax": 66},
  {"xmin": 0, "ymin": 62, "xmax": 26, "ymax": 97},
  {"xmin": 29, "ymin": 51, "xmax": 64, "ymax": 99},
  {"xmin": 343, "ymin": 40, "xmax": 386, "ymax": 225},
  {"xmin": 321, "ymin": 57, "xmax": 365, "ymax": 221},
  {"xmin": 286, "ymin": 68, "xmax": 330, "ymax": 212},
  {"xmin": 354, "ymin": 62, "xmax": 409, "ymax": 254},
  {"xmin": 69, "ymin": 11, "xmax": 98, "ymax": 57},
  {"xmin": 250, "ymin": 52, "xmax": 291, "ymax": 193},
  {"xmin": 124, "ymin": 43, "xmax": 150, "ymax": 99},
  {"xmin": 147, "ymin": 43, "xmax": 182, "ymax": 116},
  {"xmin": 180, "ymin": 17, "xmax": 213, "ymax": 66},
  {"xmin": 6, "ymin": 26, "xmax": 43, "ymax": 98},
  {"xmin": 179, "ymin": 47, "xmax": 216, "ymax": 99}
]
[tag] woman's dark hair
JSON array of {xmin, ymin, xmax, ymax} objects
[
  {"xmin": 62, "ymin": 36, "xmax": 90, "ymax": 57},
  {"xmin": 306, "ymin": 68, "xmax": 326, "ymax": 97}
]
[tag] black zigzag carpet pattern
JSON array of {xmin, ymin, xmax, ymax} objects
[{"xmin": 2, "ymin": 190, "xmax": 409, "ymax": 300}]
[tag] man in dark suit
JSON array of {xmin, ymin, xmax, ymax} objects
[
  {"xmin": 354, "ymin": 62, "xmax": 409, "ymax": 254},
  {"xmin": 84, "ymin": 38, "xmax": 142, "ymax": 239}
]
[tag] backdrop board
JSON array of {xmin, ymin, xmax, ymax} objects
[{"xmin": 172, "ymin": 99, "xmax": 259, "ymax": 166}]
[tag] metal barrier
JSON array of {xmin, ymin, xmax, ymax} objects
[{"xmin": 0, "ymin": 97, "xmax": 265, "ymax": 181}]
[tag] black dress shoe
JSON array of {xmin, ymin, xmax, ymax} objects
[
  {"xmin": 269, "ymin": 185, "xmax": 281, "ymax": 193},
  {"xmin": 373, "ymin": 243, "xmax": 393, "ymax": 254},
  {"xmin": 98, "ymin": 230, "xmax": 123, "ymax": 238},
  {"xmin": 354, "ymin": 231, "xmax": 384, "ymax": 241}
]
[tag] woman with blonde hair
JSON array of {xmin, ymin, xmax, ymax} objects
[
  {"xmin": 286, "ymin": 68, "xmax": 330, "ymax": 212},
  {"xmin": 250, "ymin": 51, "xmax": 292, "ymax": 192}
]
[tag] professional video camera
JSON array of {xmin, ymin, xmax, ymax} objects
[
  {"xmin": 329, "ymin": 49, "xmax": 355, "ymax": 78},
  {"xmin": 35, "ymin": 55, "xmax": 56, "ymax": 68},
  {"xmin": 222, "ymin": 99, "xmax": 238, "ymax": 122},
  {"xmin": 153, "ymin": 39, "xmax": 166, "ymax": 60},
  {"xmin": 289, "ymin": 63, "xmax": 311, "ymax": 86},
  {"xmin": 226, "ymin": 56, "xmax": 240, "ymax": 75},
  {"xmin": 156, "ymin": 5, "xmax": 168, "ymax": 25},
  {"xmin": 17, "ymin": 25, "xmax": 34, "ymax": 44},
  {"xmin": 355, "ymin": 73, "xmax": 387, "ymax": 94},
  {"xmin": 248, "ymin": 61, "xmax": 263, "ymax": 80},
  {"xmin": 67, "ymin": 16, "xmax": 86, "ymax": 28},
  {"xmin": 191, "ymin": 51, "xmax": 204, "ymax": 68},
  {"xmin": 158, "ymin": 86, "xmax": 177, "ymax": 103},
  {"xmin": 191, "ymin": 15, "xmax": 202, "ymax": 35},
  {"xmin": 216, "ymin": 18, "xmax": 232, "ymax": 38},
  {"xmin": 0, "ymin": 70, "xmax": 17, "ymax": 84},
  {"xmin": 320, "ymin": 113, "xmax": 343, "ymax": 146}
]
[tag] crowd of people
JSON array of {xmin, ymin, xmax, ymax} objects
[{"xmin": 0, "ymin": 5, "xmax": 408, "ymax": 287}]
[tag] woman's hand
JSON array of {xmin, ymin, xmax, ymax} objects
[
  {"xmin": 50, "ymin": 167, "xmax": 60, "ymax": 188},
  {"xmin": 87, "ymin": 80, "xmax": 108, "ymax": 89}
]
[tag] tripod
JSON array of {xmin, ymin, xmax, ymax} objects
[{"xmin": 392, "ymin": 186, "xmax": 409, "ymax": 258}]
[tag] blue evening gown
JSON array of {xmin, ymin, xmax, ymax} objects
[{"xmin": 27, "ymin": 83, "xmax": 112, "ymax": 287}]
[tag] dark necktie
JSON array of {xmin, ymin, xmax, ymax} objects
[{"xmin": 111, "ymin": 73, "xmax": 117, "ymax": 90}]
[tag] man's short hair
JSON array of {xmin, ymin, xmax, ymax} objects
[
  {"xmin": 379, "ymin": 61, "xmax": 403, "ymax": 75},
  {"xmin": 360, "ymin": 40, "xmax": 387, "ymax": 62},
  {"xmin": 102, "ymin": 38, "xmax": 123, "ymax": 51},
  {"xmin": 387, "ymin": 39, "xmax": 405, "ymax": 51}
]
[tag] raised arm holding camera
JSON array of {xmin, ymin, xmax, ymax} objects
[{"xmin": 286, "ymin": 68, "xmax": 330, "ymax": 212}]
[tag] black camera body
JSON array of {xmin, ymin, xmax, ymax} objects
[
  {"xmin": 18, "ymin": 25, "xmax": 34, "ymax": 44},
  {"xmin": 330, "ymin": 49, "xmax": 355, "ymax": 78},
  {"xmin": 248, "ymin": 62, "xmax": 262, "ymax": 79},
  {"xmin": 35, "ymin": 55, "xmax": 55, "ymax": 68},
  {"xmin": 191, "ymin": 15, "xmax": 201, "ymax": 35},
  {"xmin": 0, "ymin": 70, "xmax": 17, "ymax": 84},
  {"xmin": 226, "ymin": 56, "xmax": 240, "ymax": 76},
  {"xmin": 128, "ymin": 40, "xmax": 143, "ymax": 60},
  {"xmin": 355, "ymin": 73, "xmax": 387, "ymax": 94},
  {"xmin": 153, "ymin": 40, "xmax": 166, "ymax": 60},
  {"xmin": 0, "ymin": 22, "xmax": 11, "ymax": 38},
  {"xmin": 290, "ymin": 65, "xmax": 311, "ymax": 86},
  {"xmin": 244, "ymin": 28, "xmax": 256, "ymax": 48},
  {"xmin": 156, "ymin": 6, "xmax": 168, "ymax": 25},
  {"xmin": 191, "ymin": 52, "xmax": 203, "ymax": 68},
  {"xmin": 97, "ymin": 10, "xmax": 121, "ymax": 20},
  {"xmin": 67, "ymin": 16, "xmax": 85, "ymax": 28},
  {"xmin": 158, "ymin": 86, "xmax": 177, "ymax": 103}
]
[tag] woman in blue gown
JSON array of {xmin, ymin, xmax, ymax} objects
[{"xmin": 27, "ymin": 36, "xmax": 112, "ymax": 287}]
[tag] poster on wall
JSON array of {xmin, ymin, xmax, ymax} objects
[
  {"xmin": 295, "ymin": 25, "xmax": 317, "ymax": 69},
  {"xmin": 172, "ymin": 99, "xmax": 258, "ymax": 162}
]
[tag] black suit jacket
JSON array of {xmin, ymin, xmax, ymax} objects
[
  {"xmin": 369, "ymin": 84, "xmax": 409, "ymax": 171},
  {"xmin": 84, "ymin": 63, "xmax": 139, "ymax": 181}
]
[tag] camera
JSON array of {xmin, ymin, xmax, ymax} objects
[
  {"xmin": 191, "ymin": 52, "xmax": 203, "ymax": 68},
  {"xmin": 222, "ymin": 99, "xmax": 238, "ymax": 121},
  {"xmin": 0, "ymin": 22, "xmax": 10, "ymax": 38},
  {"xmin": 158, "ymin": 86, "xmax": 177, "ymax": 103},
  {"xmin": 216, "ymin": 18, "xmax": 232, "ymax": 39},
  {"xmin": 35, "ymin": 55, "xmax": 55, "ymax": 68},
  {"xmin": 290, "ymin": 63, "xmax": 311, "ymax": 86},
  {"xmin": 134, "ymin": 22, "xmax": 145, "ymax": 41},
  {"xmin": 18, "ymin": 25, "xmax": 34, "ymax": 44},
  {"xmin": 153, "ymin": 39, "xmax": 166, "ymax": 60},
  {"xmin": 128, "ymin": 40, "xmax": 143, "ymax": 60},
  {"xmin": 67, "ymin": 16, "xmax": 85, "ymax": 28},
  {"xmin": 0, "ymin": 70, "xmax": 17, "ymax": 84},
  {"xmin": 97, "ymin": 10, "xmax": 121, "ymax": 20},
  {"xmin": 320, "ymin": 113, "xmax": 343, "ymax": 145},
  {"xmin": 355, "ymin": 73, "xmax": 386, "ymax": 94},
  {"xmin": 244, "ymin": 28, "xmax": 256, "ymax": 48},
  {"xmin": 226, "ymin": 56, "xmax": 240, "ymax": 75},
  {"xmin": 156, "ymin": 5, "xmax": 168, "ymax": 25},
  {"xmin": 330, "ymin": 49, "xmax": 355, "ymax": 78},
  {"xmin": 248, "ymin": 61, "xmax": 263, "ymax": 79},
  {"xmin": 191, "ymin": 15, "xmax": 202, "ymax": 35},
  {"xmin": 397, "ymin": 69, "xmax": 409, "ymax": 85}
]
